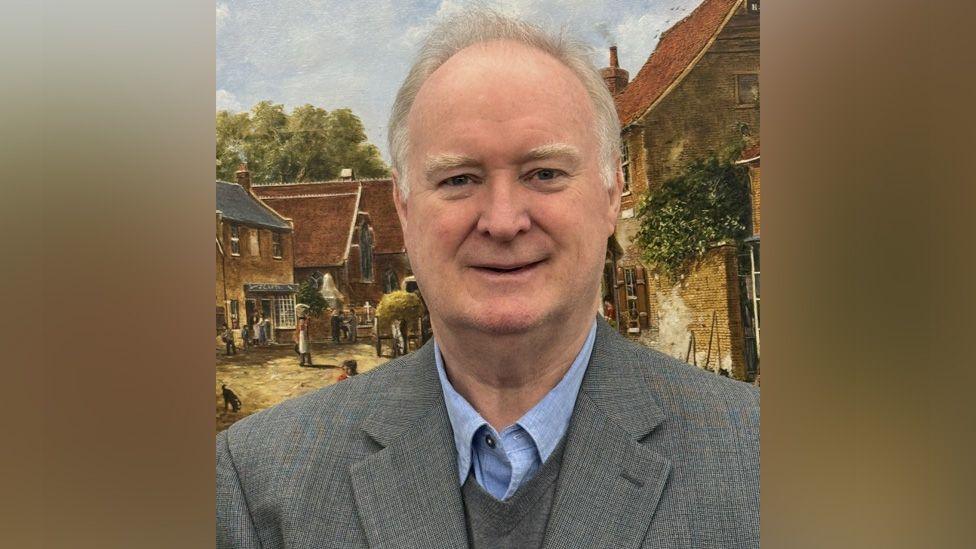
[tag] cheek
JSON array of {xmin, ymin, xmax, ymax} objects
[{"xmin": 406, "ymin": 203, "xmax": 469, "ymax": 260}]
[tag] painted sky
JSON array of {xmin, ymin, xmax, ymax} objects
[{"xmin": 217, "ymin": 0, "xmax": 704, "ymax": 163}]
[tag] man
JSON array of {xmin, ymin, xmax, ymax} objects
[
  {"xmin": 294, "ymin": 304, "xmax": 312, "ymax": 367},
  {"xmin": 333, "ymin": 308, "xmax": 345, "ymax": 343},
  {"xmin": 217, "ymin": 9, "xmax": 758, "ymax": 548},
  {"xmin": 220, "ymin": 324, "xmax": 236, "ymax": 356}
]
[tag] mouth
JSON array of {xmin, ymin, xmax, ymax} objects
[{"xmin": 471, "ymin": 259, "xmax": 545, "ymax": 276}]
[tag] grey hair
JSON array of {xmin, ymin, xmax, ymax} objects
[{"xmin": 388, "ymin": 8, "xmax": 621, "ymax": 200}]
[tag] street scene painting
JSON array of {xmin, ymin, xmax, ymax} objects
[{"xmin": 216, "ymin": 0, "xmax": 761, "ymax": 432}]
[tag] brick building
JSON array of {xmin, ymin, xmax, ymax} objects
[
  {"xmin": 216, "ymin": 166, "xmax": 298, "ymax": 342},
  {"xmin": 252, "ymin": 177, "xmax": 411, "ymax": 339},
  {"xmin": 604, "ymin": 0, "xmax": 760, "ymax": 379}
]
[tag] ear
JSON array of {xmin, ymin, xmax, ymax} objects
[
  {"xmin": 392, "ymin": 170, "xmax": 408, "ymax": 233},
  {"xmin": 605, "ymin": 158, "xmax": 624, "ymax": 235}
]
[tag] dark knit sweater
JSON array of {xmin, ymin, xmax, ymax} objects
[{"xmin": 461, "ymin": 439, "xmax": 566, "ymax": 549}]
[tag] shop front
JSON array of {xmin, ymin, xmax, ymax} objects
[{"xmin": 243, "ymin": 283, "xmax": 300, "ymax": 343}]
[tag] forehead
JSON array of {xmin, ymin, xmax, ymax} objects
[{"xmin": 407, "ymin": 40, "xmax": 596, "ymax": 157}]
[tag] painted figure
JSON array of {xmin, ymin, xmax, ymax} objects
[
  {"xmin": 294, "ymin": 304, "xmax": 311, "ymax": 366},
  {"xmin": 220, "ymin": 324, "xmax": 236, "ymax": 356}
]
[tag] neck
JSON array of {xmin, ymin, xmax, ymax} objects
[{"xmin": 434, "ymin": 311, "xmax": 595, "ymax": 431}]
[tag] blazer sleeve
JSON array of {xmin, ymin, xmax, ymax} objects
[{"xmin": 217, "ymin": 430, "xmax": 262, "ymax": 549}]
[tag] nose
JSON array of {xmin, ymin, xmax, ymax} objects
[{"xmin": 475, "ymin": 178, "xmax": 531, "ymax": 241}]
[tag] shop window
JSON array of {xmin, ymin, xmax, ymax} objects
[{"xmin": 273, "ymin": 294, "xmax": 297, "ymax": 329}]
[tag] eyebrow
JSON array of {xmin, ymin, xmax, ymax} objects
[
  {"xmin": 520, "ymin": 143, "xmax": 583, "ymax": 165},
  {"xmin": 423, "ymin": 154, "xmax": 480, "ymax": 180},
  {"xmin": 423, "ymin": 143, "xmax": 583, "ymax": 180}
]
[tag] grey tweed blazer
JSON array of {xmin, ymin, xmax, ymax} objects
[{"xmin": 217, "ymin": 319, "xmax": 759, "ymax": 548}]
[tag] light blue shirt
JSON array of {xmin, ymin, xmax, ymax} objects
[{"xmin": 434, "ymin": 320, "xmax": 597, "ymax": 501}]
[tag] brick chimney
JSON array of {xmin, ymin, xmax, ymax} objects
[
  {"xmin": 600, "ymin": 46, "xmax": 629, "ymax": 95},
  {"xmin": 235, "ymin": 163, "xmax": 251, "ymax": 193}
]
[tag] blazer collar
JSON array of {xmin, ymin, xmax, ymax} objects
[
  {"xmin": 351, "ymin": 319, "xmax": 674, "ymax": 548},
  {"xmin": 543, "ymin": 319, "xmax": 675, "ymax": 548}
]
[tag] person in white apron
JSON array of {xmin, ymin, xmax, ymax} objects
[{"xmin": 294, "ymin": 304, "xmax": 311, "ymax": 366}]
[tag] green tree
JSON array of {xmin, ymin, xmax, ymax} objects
[
  {"xmin": 215, "ymin": 101, "xmax": 390, "ymax": 183},
  {"xmin": 296, "ymin": 281, "xmax": 328, "ymax": 317},
  {"xmin": 216, "ymin": 110, "xmax": 251, "ymax": 181},
  {"xmin": 375, "ymin": 291, "xmax": 422, "ymax": 333},
  {"xmin": 634, "ymin": 153, "xmax": 750, "ymax": 280}
]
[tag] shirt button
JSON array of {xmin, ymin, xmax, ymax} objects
[{"xmin": 485, "ymin": 434, "xmax": 496, "ymax": 448}]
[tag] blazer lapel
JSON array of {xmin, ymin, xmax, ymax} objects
[
  {"xmin": 542, "ymin": 320, "xmax": 676, "ymax": 549},
  {"xmin": 349, "ymin": 342, "xmax": 469, "ymax": 549}
]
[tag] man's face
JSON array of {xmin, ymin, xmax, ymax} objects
[{"xmin": 394, "ymin": 41, "xmax": 621, "ymax": 335}]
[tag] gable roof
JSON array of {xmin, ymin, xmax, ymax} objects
[
  {"xmin": 615, "ymin": 0, "xmax": 742, "ymax": 127},
  {"xmin": 215, "ymin": 181, "xmax": 292, "ymax": 231},
  {"xmin": 251, "ymin": 179, "xmax": 406, "ymax": 268},
  {"xmin": 256, "ymin": 186, "xmax": 361, "ymax": 268}
]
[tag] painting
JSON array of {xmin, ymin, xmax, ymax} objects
[{"xmin": 215, "ymin": 0, "xmax": 761, "ymax": 431}]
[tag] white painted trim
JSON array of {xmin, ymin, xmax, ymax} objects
[{"xmin": 734, "ymin": 155, "xmax": 760, "ymax": 165}]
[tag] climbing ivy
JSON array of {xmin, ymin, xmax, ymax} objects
[{"xmin": 635, "ymin": 152, "xmax": 751, "ymax": 280}]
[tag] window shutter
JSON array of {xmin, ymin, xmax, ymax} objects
[
  {"xmin": 636, "ymin": 266, "xmax": 650, "ymax": 329},
  {"xmin": 614, "ymin": 266, "xmax": 628, "ymax": 334}
]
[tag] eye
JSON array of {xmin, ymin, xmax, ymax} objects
[
  {"xmin": 441, "ymin": 174, "xmax": 474, "ymax": 187},
  {"xmin": 528, "ymin": 168, "xmax": 564, "ymax": 182}
]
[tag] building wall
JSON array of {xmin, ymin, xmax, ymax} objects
[
  {"xmin": 638, "ymin": 7, "xmax": 759, "ymax": 194},
  {"xmin": 217, "ymin": 218, "xmax": 295, "ymax": 334},
  {"xmin": 346, "ymin": 247, "xmax": 412, "ymax": 307},
  {"xmin": 644, "ymin": 244, "xmax": 748, "ymax": 379},
  {"xmin": 294, "ymin": 254, "xmax": 411, "ymax": 342},
  {"xmin": 612, "ymin": 6, "xmax": 758, "ymax": 375}
]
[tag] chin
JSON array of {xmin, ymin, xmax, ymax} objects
[{"xmin": 454, "ymin": 304, "xmax": 546, "ymax": 336}]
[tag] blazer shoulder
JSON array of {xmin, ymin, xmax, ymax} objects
[{"xmin": 618, "ymin": 335, "xmax": 759, "ymax": 429}]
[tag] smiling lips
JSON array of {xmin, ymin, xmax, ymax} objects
[{"xmin": 471, "ymin": 259, "xmax": 545, "ymax": 275}]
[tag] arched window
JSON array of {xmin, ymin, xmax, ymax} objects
[
  {"xmin": 359, "ymin": 221, "xmax": 373, "ymax": 281},
  {"xmin": 309, "ymin": 271, "xmax": 324, "ymax": 290},
  {"xmin": 383, "ymin": 270, "xmax": 398, "ymax": 294}
]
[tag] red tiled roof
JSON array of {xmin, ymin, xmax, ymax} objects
[
  {"xmin": 252, "ymin": 178, "xmax": 405, "ymax": 267},
  {"xmin": 615, "ymin": 0, "xmax": 741, "ymax": 126},
  {"xmin": 359, "ymin": 180, "xmax": 405, "ymax": 254},
  {"xmin": 252, "ymin": 180, "xmax": 360, "ymax": 198},
  {"xmin": 258, "ymin": 190, "xmax": 360, "ymax": 268}
]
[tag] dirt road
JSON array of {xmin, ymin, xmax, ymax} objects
[{"xmin": 216, "ymin": 341, "xmax": 390, "ymax": 433}]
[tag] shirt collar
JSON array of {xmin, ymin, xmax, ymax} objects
[{"xmin": 434, "ymin": 319, "xmax": 598, "ymax": 484}]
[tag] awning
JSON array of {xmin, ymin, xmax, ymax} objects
[{"xmin": 244, "ymin": 283, "xmax": 299, "ymax": 293}]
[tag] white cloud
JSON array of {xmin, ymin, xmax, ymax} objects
[
  {"xmin": 216, "ymin": 89, "xmax": 243, "ymax": 112},
  {"xmin": 216, "ymin": 0, "xmax": 704, "ymax": 160}
]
